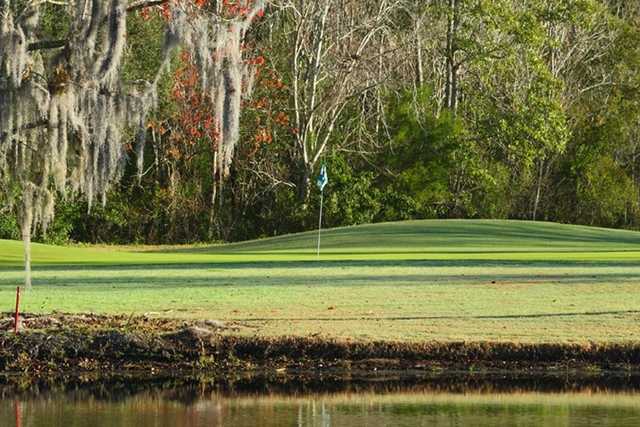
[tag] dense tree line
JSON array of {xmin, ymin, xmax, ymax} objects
[{"xmin": 1, "ymin": 0, "xmax": 639, "ymax": 245}]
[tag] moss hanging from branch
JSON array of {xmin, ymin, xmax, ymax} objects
[{"xmin": 0, "ymin": 0, "xmax": 264, "ymax": 287}]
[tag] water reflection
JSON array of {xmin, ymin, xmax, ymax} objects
[{"xmin": 1, "ymin": 373, "xmax": 640, "ymax": 426}]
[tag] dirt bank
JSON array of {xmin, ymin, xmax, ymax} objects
[{"xmin": 0, "ymin": 313, "xmax": 639, "ymax": 375}]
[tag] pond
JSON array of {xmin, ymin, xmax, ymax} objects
[{"xmin": 1, "ymin": 373, "xmax": 639, "ymax": 426}]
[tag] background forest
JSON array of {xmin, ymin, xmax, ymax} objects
[{"xmin": 1, "ymin": 0, "xmax": 639, "ymax": 245}]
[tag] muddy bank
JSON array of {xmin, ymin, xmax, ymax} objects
[{"xmin": 0, "ymin": 313, "xmax": 639, "ymax": 375}]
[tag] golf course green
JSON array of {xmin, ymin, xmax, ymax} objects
[{"xmin": 1, "ymin": 219, "xmax": 639, "ymax": 343}]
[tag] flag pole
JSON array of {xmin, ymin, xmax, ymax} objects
[
  {"xmin": 316, "ymin": 164, "xmax": 328, "ymax": 258},
  {"xmin": 317, "ymin": 189, "xmax": 324, "ymax": 258}
]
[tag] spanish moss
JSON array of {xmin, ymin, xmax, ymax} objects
[{"xmin": 0, "ymin": 0, "xmax": 264, "ymax": 287}]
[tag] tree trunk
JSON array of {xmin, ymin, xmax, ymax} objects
[
  {"xmin": 532, "ymin": 158, "xmax": 545, "ymax": 221},
  {"xmin": 297, "ymin": 165, "xmax": 312, "ymax": 208},
  {"xmin": 208, "ymin": 152, "xmax": 218, "ymax": 241},
  {"xmin": 19, "ymin": 203, "xmax": 33, "ymax": 290},
  {"xmin": 444, "ymin": 0, "xmax": 460, "ymax": 115},
  {"xmin": 414, "ymin": 17, "xmax": 424, "ymax": 88}
]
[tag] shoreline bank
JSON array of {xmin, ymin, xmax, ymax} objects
[{"xmin": 0, "ymin": 313, "xmax": 639, "ymax": 376}]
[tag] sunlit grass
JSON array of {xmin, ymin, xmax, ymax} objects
[{"xmin": 1, "ymin": 219, "xmax": 640, "ymax": 343}]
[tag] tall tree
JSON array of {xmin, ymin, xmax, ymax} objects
[
  {"xmin": 0, "ymin": 0, "xmax": 264, "ymax": 286},
  {"xmin": 274, "ymin": 0, "xmax": 398, "ymax": 203}
]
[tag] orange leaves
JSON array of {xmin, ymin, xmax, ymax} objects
[
  {"xmin": 138, "ymin": 0, "xmax": 208, "ymax": 22},
  {"xmin": 264, "ymin": 76, "xmax": 285, "ymax": 90},
  {"xmin": 159, "ymin": 8, "xmax": 277, "ymax": 164},
  {"xmin": 138, "ymin": 3, "xmax": 171, "ymax": 21},
  {"xmin": 167, "ymin": 146, "xmax": 182, "ymax": 160},
  {"xmin": 168, "ymin": 54, "xmax": 220, "ymax": 156},
  {"xmin": 222, "ymin": 0, "xmax": 259, "ymax": 18},
  {"xmin": 148, "ymin": 120, "xmax": 168, "ymax": 136},
  {"xmin": 161, "ymin": 3, "xmax": 172, "ymax": 20},
  {"xmin": 139, "ymin": 7, "xmax": 152, "ymax": 20},
  {"xmin": 274, "ymin": 112, "xmax": 289, "ymax": 127},
  {"xmin": 254, "ymin": 127, "xmax": 272, "ymax": 144},
  {"xmin": 172, "ymin": 53, "xmax": 199, "ymax": 101},
  {"xmin": 224, "ymin": 0, "xmax": 266, "ymax": 20},
  {"xmin": 140, "ymin": 0, "xmax": 265, "ymax": 21},
  {"xmin": 251, "ymin": 97, "xmax": 268, "ymax": 110},
  {"xmin": 246, "ymin": 55, "xmax": 265, "ymax": 66},
  {"xmin": 244, "ymin": 58, "xmax": 295, "ymax": 146}
]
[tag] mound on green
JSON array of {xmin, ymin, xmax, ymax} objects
[
  {"xmin": 3, "ymin": 220, "xmax": 640, "ymax": 266},
  {"xmin": 1, "ymin": 219, "xmax": 639, "ymax": 343},
  {"xmin": 198, "ymin": 219, "xmax": 640, "ymax": 254}
]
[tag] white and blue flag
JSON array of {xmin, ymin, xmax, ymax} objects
[{"xmin": 316, "ymin": 165, "xmax": 328, "ymax": 192}]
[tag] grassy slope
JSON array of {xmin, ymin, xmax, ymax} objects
[{"xmin": 1, "ymin": 219, "xmax": 640, "ymax": 343}]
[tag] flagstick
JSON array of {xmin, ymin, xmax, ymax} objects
[{"xmin": 317, "ymin": 190, "xmax": 324, "ymax": 258}]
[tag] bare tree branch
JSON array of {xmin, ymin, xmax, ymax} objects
[{"xmin": 27, "ymin": 0, "xmax": 170, "ymax": 52}]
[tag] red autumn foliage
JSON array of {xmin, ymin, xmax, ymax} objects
[
  {"xmin": 139, "ymin": 0, "xmax": 264, "ymax": 21},
  {"xmin": 143, "ymin": 0, "xmax": 285, "ymax": 165},
  {"xmin": 167, "ymin": 53, "xmax": 219, "ymax": 159}
]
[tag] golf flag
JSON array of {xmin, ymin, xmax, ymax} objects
[
  {"xmin": 317, "ymin": 165, "xmax": 328, "ymax": 192},
  {"xmin": 316, "ymin": 164, "xmax": 328, "ymax": 257}
]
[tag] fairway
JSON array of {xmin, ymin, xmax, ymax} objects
[{"xmin": 1, "ymin": 219, "xmax": 640, "ymax": 343}]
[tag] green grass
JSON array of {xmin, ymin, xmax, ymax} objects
[{"xmin": 1, "ymin": 219, "xmax": 640, "ymax": 343}]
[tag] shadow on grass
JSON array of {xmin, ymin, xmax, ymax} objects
[
  {"xmin": 229, "ymin": 309, "xmax": 640, "ymax": 322},
  {"xmin": 1, "ymin": 260, "xmax": 639, "ymax": 288},
  {"xmin": 149, "ymin": 249, "xmax": 640, "ymax": 256},
  {"xmin": 2, "ymin": 258, "xmax": 640, "ymax": 273}
]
